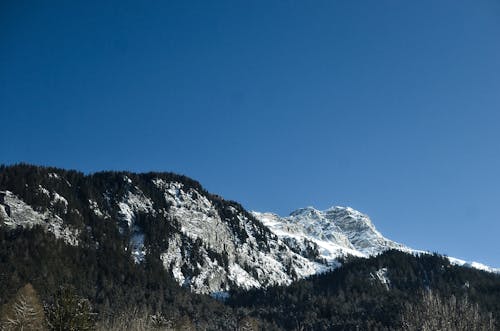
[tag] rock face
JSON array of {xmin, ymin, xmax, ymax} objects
[
  {"xmin": 138, "ymin": 178, "xmax": 323, "ymax": 294},
  {"xmin": 0, "ymin": 190, "xmax": 78, "ymax": 246},
  {"xmin": 0, "ymin": 191, "xmax": 11, "ymax": 216}
]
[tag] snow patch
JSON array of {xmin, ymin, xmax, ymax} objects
[
  {"xmin": 38, "ymin": 185, "xmax": 50, "ymax": 197},
  {"xmin": 0, "ymin": 191, "xmax": 79, "ymax": 245},
  {"xmin": 48, "ymin": 172, "xmax": 71, "ymax": 186},
  {"xmin": 118, "ymin": 202, "xmax": 135, "ymax": 227},
  {"xmin": 228, "ymin": 263, "xmax": 261, "ymax": 289},
  {"xmin": 447, "ymin": 257, "xmax": 500, "ymax": 274},
  {"xmin": 48, "ymin": 172, "xmax": 59, "ymax": 179},
  {"xmin": 52, "ymin": 192, "xmax": 68, "ymax": 214},
  {"xmin": 89, "ymin": 199, "xmax": 107, "ymax": 218},
  {"xmin": 160, "ymin": 234, "xmax": 185, "ymax": 285},
  {"xmin": 371, "ymin": 267, "xmax": 390, "ymax": 290},
  {"xmin": 130, "ymin": 228, "xmax": 146, "ymax": 263},
  {"xmin": 117, "ymin": 188, "xmax": 154, "ymax": 263}
]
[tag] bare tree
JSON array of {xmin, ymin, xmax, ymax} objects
[
  {"xmin": 0, "ymin": 284, "xmax": 47, "ymax": 331},
  {"xmin": 95, "ymin": 308, "xmax": 174, "ymax": 331},
  {"xmin": 401, "ymin": 290, "xmax": 496, "ymax": 331}
]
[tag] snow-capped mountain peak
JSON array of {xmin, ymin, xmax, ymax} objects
[
  {"xmin": 254, "ymin": 206, "xmax": 411, "ymax": 265},
  {"xmin": 254, "ymin": 205, "xmax": 500, "ymax": 275}
]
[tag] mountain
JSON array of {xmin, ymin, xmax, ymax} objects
[
  {"xmin": 0, "ymin": 165, "xmax": 324, "ymax": 295},
  {"xmin": 0, "ymin": 164, "xmax": 497, "ymax": 298},
  {"xmin": 1, "ymin": 164, "xmax": 500, "ymax": 330}
]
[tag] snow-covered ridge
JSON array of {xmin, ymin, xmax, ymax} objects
[
  {"xmin": 252, "ymin": 206, "xmax": 410, "ymax": 265},
  {"xmin": 447, "ymin": 257, "xmax": 500, "ymax": 274},
  {"xmin": 253, "ymin": 206, "xmax": 499, "ymax": 275}
]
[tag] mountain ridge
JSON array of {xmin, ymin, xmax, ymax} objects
[
  {"xmin": 253, "ymin": 206, "xmax": 500, "ymax": 275},
  {"xmin": 0, "ymin": 164, "xmax": 498, "ymax": 297}
]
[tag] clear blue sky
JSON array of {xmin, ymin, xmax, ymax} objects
[{"xmin": 1, "ymin": 1, "xmax": 499, "ymax": 267}]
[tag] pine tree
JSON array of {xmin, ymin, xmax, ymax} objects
[{"xmin": 45, "ymin": 286, "xmax": 95, "ymax": 331}]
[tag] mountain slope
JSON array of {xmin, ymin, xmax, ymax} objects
[{"xmin": 0, "ymin": 164, "xmax": 323, "ymax": 294}]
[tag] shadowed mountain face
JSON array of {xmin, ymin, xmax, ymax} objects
[{"xmin": 0, "ymin": 164, "xmax": 497, "ymax": 297}]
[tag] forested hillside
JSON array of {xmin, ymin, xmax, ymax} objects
[{"xmin": 229, "ymin": 250, "xmax": 500, "ymax": 330}]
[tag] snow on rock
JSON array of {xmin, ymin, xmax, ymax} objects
[
  {"xmin": 51, "ymin": 192, "xmax": 68, "ymax": 214},
  {"xmin": 130, "ymin": 230, "xmax": 146, "ymax": 264},
  {"xmin": 160, "ymin": 234, "xmax": 185, "ymax": 283},
  {"xmin": 447, "ymin": 257, "xmax": 500, "ymax": 274},
  {"xmin": 228, "ymin": 263, "xmax": 261, "ymax": 289},
  {"xmin": 255, "ymin": 210, "xmax": 362, "ymax": 265},
  {"xmin": 253, "ymin": 206, "xmax": 408, "ymax": 265},
  {"xmin": 117, "ymin": 184, "xmax": 154, "ymax": 263},
  {"xmin": 154, "ymin": 180, "xmax": 234, "ymax": 256},
  {"xmin": 48, "ymin": 172, "xmax": 59, "ymax": 179},
  {"xmin": 152, "ymin": 178, "xmax": 324, "ymax": 294},
  {"xmin": 254, "ymin": 206, "xmax": 500, "ymax": 277},
  {"xmin": 38, "ymin": 185, "xmax": 50, "ymax": 197},
  {"xmin": 371, "ymin": 267, "xmax": 391, "ymax": 290},
  {"xmin": 322, "ymin": 207, "xmax": 409, "ymax": 256},
  {"xmin": 190, "ymin": 253, "xmax": 228, "ymax": 293},
  {"xmin": 0, "ymin": 191, "xmax": 79, "ymax": 246},
  {"xmin": 88, "ymin": 199, "xmax": 108, "ymax": 218},
  {"xmin": 48, "ymin": 172, "xmax": 72, "ymax": 187},
  {"xmin": 37, "ymin": 185, "xmax": 69, "ymax": 215},
  {"xmin": 118, "ymin": 189, "xmax": 154, "ymax": 227},
  {"xmin": 118, "ymin": 202, "xmax": 135, "ymax": 227}
]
